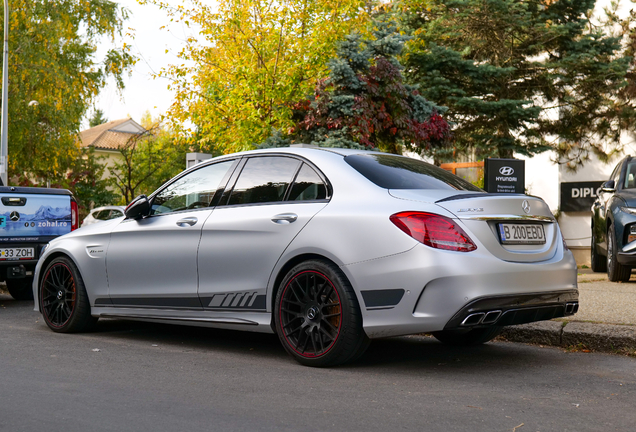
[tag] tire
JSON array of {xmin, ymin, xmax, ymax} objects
[
  {"xmin": 432, "ymin": 326, "xmax": 503, "ymax": 346},
  {"xmin": 590, "ymin": 225, "xmax": 607, "ymax": 272},
  {"xmin": 6, "ymin": 278, "xmax": 34, "ymax": 301},
  {"xmin": 39, "ymin": 256, "xmax": 97, "ymax": 333},
  {"xmin": 274, "ymin": 259, "xmax": 368, "ymax": 367},
  {"xmin": 607, "ymin": 227, "xmax": 631, "ymax": 282}
]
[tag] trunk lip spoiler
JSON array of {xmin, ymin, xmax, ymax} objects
[
  {"xmin": 435, "ymin": 192, "xmax": 527, "ymax": 203},
  {"xmin": 459, "ymin": 214, "xmax": 555, "ymax": 222}
]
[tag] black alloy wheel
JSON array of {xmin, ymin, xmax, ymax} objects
[
  {"xmin": 275, "ymin": 260, "xmax": 368, "ymax": 367},
  {"xmin": 432, "ymin": 326, "xmax": 503, "ymax": 346},
  {"xmin": 5, "ymin": 277, "xmax": 34, "ymax": 301},
  {"xmin": 607, "ymin": 227, "xmax": 631, "ymax": 282},
  {"xmin": 40, "ymin": 256, "xmax": 97, "ymax": 333},
  {"xmin": 590, "ymin": 224, "xmax": 606, "ymax": 272}
]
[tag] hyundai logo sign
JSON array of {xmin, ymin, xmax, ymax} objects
[
  {"xmin": 499, "ymin": 166, "xmax": 515, "ymax": 176},
  {"xmin": 485, "ymin": 158, "xmax": 525, "ymax": 193}
]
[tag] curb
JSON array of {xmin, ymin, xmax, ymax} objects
[{"xmin": 499, "ymin": 321, "xmax": 636, "ymax": 355}]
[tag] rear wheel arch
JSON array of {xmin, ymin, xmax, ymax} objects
[
  {"xmin": 273, "ymin": 258, "xmax": 368, "ymax": 366},
  {"xmin": 269, "ymin": 254, "xmax": 343, "ymax": 319}
]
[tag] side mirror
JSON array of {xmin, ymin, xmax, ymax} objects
[
  {"xmin": 125, "ymin": 195, "xmax": 150, "ymax": 220},
  {"xmin": 601, "ymin": 180, "xmax": 616, "ymax": 193}
]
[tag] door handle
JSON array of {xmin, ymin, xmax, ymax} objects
[
  {"xmin": 176, "ymin": 217, "xmax": 198, "ymax": 227},
  {"xmin": 271, "ymin": 213, "xmax": 298, "ymax": 224}
]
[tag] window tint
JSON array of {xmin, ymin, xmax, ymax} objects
[
  {"xmin": 228, "ymin": 157, "xmax": 300, "ymax": 205},
  {"xmin": 152, "ymin": 160, "xmax": 235, "ymax": 214},
  {"xmin": 625, "ymin": 162, "xmax": 636, "ymax": 189},
  {"xmin": 93, "ymin": 210, "xmax": 109, "ymax": 220},
  {"xmin": 344, "ymin": 154, "xmax": 483, "ymax": 192},
  {"xmin": 288, "ymin": 164, "xmax": 327, "ymax": 201},
  {"xmin": 107, "ymin": 210, "xmax": 124, "ymax": 220},
  {"xmin": 611, "ymin": 162, "xmax": 622, "ymax": 185}
]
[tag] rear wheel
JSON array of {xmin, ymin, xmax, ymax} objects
[
  {"xmin": 274, "ymin": 260, "xmax": 368, "ymax": 367},
  {"xmin": 607, "ymin": 227, "xmax": 631, "ymax": 282},
  {"xmin": 432, "ymin": 326, "xmax": 503, "ymax": 346},
  {"xmin": 6, "ymin": 278, "xmax": 34, "ymax": 301},
  {"xmin": 590, "ymin": 225, "xmax": 606, "ymax": 272},
  {"xmin": 40, "ymin": 257, "xmax": 97, "ymax": 333}
]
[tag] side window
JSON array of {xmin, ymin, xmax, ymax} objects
[
  {"xmin": 152, "ymin": 160, "xmax": 235, "ymax": 215},
  {"xmin": 611, "ymin": 163, "xmax": 622, "ymax": 186},
  {"xmin": 228, "ymin": 157, "xmax": 300, "ymax": 205},
  {"xmin": 107, "ymin": 210, "xmax": 124, "ymax": 220},
  {"xmin": 288, "ymin": 163, "xmax": 327, "ymax": 201},
  {"xmin": 94, "ymin": 210, "xmax": 109, "ymax": 220},
  {"xmin": 625, "ymin": 162, "xmax": 636, "ymax": 189}
]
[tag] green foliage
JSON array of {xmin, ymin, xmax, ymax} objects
[
  {"xmin": 65, "ymin": 147, "xmax": 118, "ymax": 219},
  {"xmin": 147, "ymin": 0, "xmax": 372, "ymax": 154},
  {"xmin": 395, "ymin": 0, "xmax": 634, "ymax": 166},
  {"xmin": 89, "ymin": 109, "xmax": 108, "ymax": 128},
  {"xmin": 258, "ymin": 128, "xmax": 292, "ymax": 149},
  {"xmin": 13, "ymin": 146, "xmax": 116, "ymax": 220},
  {"xmin": 1, "ymin": 0, "xmax": 135, "ymax": 182},
  {"xmin": 290, "ymin": 22, "xmax": 451, "ymax": 154},
  {"xmin": 108, "ymin": 117, "xmax": 188, "ymax": 204}
]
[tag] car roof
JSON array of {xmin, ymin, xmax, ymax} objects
[
  {"xmin": 91, "ymin": 206, "xmax": 125, "ymax": 212},
  {"xmin": 194, "ymin": 146, "xmax": 405, "ymax": 171}
]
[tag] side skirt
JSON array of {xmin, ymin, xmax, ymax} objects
[{"xmin": 91, "ymin": 307, "xmax": 275, "ymax": 334}]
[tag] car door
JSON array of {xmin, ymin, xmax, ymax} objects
[
  {"xmin": 106, "ymin": 159, "xmax": 237, "ymax": 308},
  {"xmin": 197, "ymin": 156, "xmax": 330, "ymax": 312},
  {"xmin": 594, "ymin": 160, "xmax": 624, "ymax": 254}
]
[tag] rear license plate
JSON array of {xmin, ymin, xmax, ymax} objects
[
  {"xmin": 0, "ymin": 247, "xmax": 35, "ymax": 260},
  {"xmin": 498, "ymin": 223, "xmax": 546, "ymax": 245}
]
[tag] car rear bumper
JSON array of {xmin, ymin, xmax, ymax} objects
[
  {"xmin": 441, "ymin": 290, "xmax": 579, "ymax": 330},
  {"xmin": 342, "ymin": 242, "xmax": 578, "ymax": 339}
]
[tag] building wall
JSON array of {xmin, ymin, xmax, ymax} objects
[{"xmin": 94, "ymin": 149, "xmax": 124, "ymax": 181}]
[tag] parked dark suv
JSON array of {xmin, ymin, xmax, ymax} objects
[{"xmin": 591, "ymin": 156, "xmax": 636, "ymax": 281}]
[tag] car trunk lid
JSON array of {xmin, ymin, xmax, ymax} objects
[{"xmin": 390, "ymin": 190, "xmax": 559, "ymax": 263}]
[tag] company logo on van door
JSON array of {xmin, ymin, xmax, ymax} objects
[{"xmin": 496, "ymin": 166, "xmax": 517, "ymax": 182}]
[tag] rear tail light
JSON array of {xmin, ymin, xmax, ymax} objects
[
  {"xmin": 71, "ymin": 200, "xmax": 79, "ymax": 231},
  {"xmin": 390, "ymin": 211, "xmax": 477, "ymax": 252}
]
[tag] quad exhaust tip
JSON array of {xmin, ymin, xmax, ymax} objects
[
  {"xmin": 565, "ymin": 302, "xmax": 579, "ymax": 315},
  {"xmin": 460, "ymin": 302, "xmax": 579, "ymax": 327},
  {"xmin": 460, "ymin": 310, "xmax": 501, "ymax": 326}
]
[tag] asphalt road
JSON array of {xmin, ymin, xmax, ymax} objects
[{"xmin": 1, "ymin": 293, "xmax": 635, "ymax": 432}]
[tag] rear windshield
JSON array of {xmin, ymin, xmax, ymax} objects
[{"xmin": 344, "ymin": 154, "xmax": 483, "ymax": 192}]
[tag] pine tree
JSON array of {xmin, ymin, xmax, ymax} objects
[
  {"xmin": 290, "ymin": 22, "xmax": 451, "ymax": 154},
  {"xmin": 89, "ymin": 109, "xmax": 108, "ymax": 128},
  {"xmin": 395, "ymin": 0, "xmax": 634, "ymax": 166}
]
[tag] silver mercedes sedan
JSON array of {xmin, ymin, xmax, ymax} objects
[{"xmin": 33, "ymin": 147, "xmax": 578, "ymax": 366}]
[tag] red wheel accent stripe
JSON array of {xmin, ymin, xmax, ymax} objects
[{"xmin": 279, "ymin": 270, "xmax": 342, "ymax": 358}]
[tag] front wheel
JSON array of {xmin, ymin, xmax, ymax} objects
[
  {"xmin": 432, "ymin": 326, "xmax": 503, "ymax": 346},
  {"xmin": 6, "ymin": 278, "xmax": 34, "ymax": 301},
  {"xmin": 607, "ymin": 227, "xmax": 631, "ymax": 282},
  {"xmin": 40, "ymin": 256, "xmax": 97, "ymax": 333},
  {"xmin": 274, "ymin": 260, "xmax": 368, "ymax": 367}
]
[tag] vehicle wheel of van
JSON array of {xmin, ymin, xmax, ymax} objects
[
  {"xmin": 274, "ymin": 260, "xmax": 368, "ymax": 367},
  {"xmin": 6, "ymin": 277, "xmax": 34, "ymax": 301},
  {"xmin": 40, "ymin": 257, "xmax": 97, "ymax": 333},
  {"xmin": 607, "ymin": 228, "xmax": 631, "ymax": 282},
  {"xmin": 590, "ymin": 226, "xmax": 607, "ymax": 272},
  {"xmin": 432, "ymin": 326, "xmax": 503, "ymax": 346}
]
